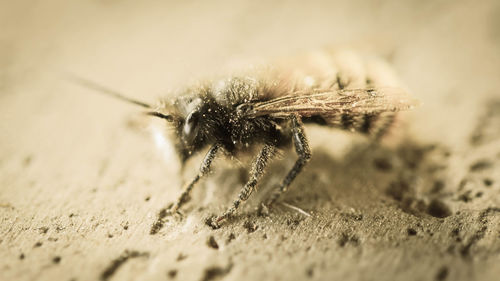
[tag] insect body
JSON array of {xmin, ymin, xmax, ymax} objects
[{"xmin": 69, "ymin": 49, "xmax": 418, "ymax": 229}]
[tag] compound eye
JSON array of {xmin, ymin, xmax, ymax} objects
[{"xmin": 182, "ymin": 111, "xmax": 199, "ymax": 144}]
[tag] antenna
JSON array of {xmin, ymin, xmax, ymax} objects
[
  {"xmin": 64, "ymin": 72, "xmax": 176, "ymax": 122},
  {"xmin": 63, "ymin": 73, "xmax": 153, "ymax": 109}
]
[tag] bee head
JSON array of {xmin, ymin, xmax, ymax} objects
[
  {"xmin": 147, "ymin": 106, "xmax": 202, "ymax": 165},
  {"xmin": 166, "ymin": 95, "xmax": 208, "ymax": 162}
]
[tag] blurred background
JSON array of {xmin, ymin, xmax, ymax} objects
[{"xmin": 1, "ymin": 1, "xmax": 500, "ymax": 281}]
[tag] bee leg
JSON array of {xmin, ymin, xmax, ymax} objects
[
  {"xmin": 169, "ymin": 143, "xmax": 221, "ymax": 214},
  {"xmin": 266, "ymin": 114, "xmax": 311, "ymax": 206},
  {"xmin": 151, "ymin": 143, "xmax": 221, "ymax": 234},
  {"xmin": 149, "ymin": 144, "xmax": 221, "ymax": 232},
  {"xmin": 210, "ymin": 144, "xmax": 276, "ymax": 228}
]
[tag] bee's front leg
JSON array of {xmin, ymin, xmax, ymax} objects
[
  {"xmin": 150, "ymin": 143, "xmax": 221, "ymax": 234},
  {"xmin": 171, "ymin": 143, "xmax": 222, "ymax": 213},
  {"xmin": 210, "ymin": 144, "xmax": 276, "ymax": 228}
]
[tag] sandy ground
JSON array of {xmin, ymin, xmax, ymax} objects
[{"xmin": 1, "ymin": 0, "xmax": 500, "ymax": 280}]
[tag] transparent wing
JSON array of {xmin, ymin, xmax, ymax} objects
[{"xmin": 241, "ymin": 87, "xmax": 419, "ymax": 118}]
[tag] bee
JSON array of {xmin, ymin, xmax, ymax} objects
[{"xmin": 67, "ymin": 49, "xmax": 418, "ymax": 230}]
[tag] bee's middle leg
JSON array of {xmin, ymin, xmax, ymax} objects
[{"xmin": 211, "ymin": 144, "xmax": 276, "ymax": 228}]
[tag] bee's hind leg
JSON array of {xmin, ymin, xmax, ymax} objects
[
  {"xmin": 266, "ymin": 114, "xmax": 312, "ymax": 207},
  {"xmin": 210, "ymin": 144, "xmax": 276, "ymax": 228}
]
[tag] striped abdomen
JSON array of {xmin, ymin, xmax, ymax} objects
[{"xmin": 303, "ymin": 111, "xmax": 397, "ymax": 140}]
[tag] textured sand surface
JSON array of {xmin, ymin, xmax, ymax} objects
[{"xmin": 1, "ymin": 1, "xmax": 500, "ymax": 281}]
